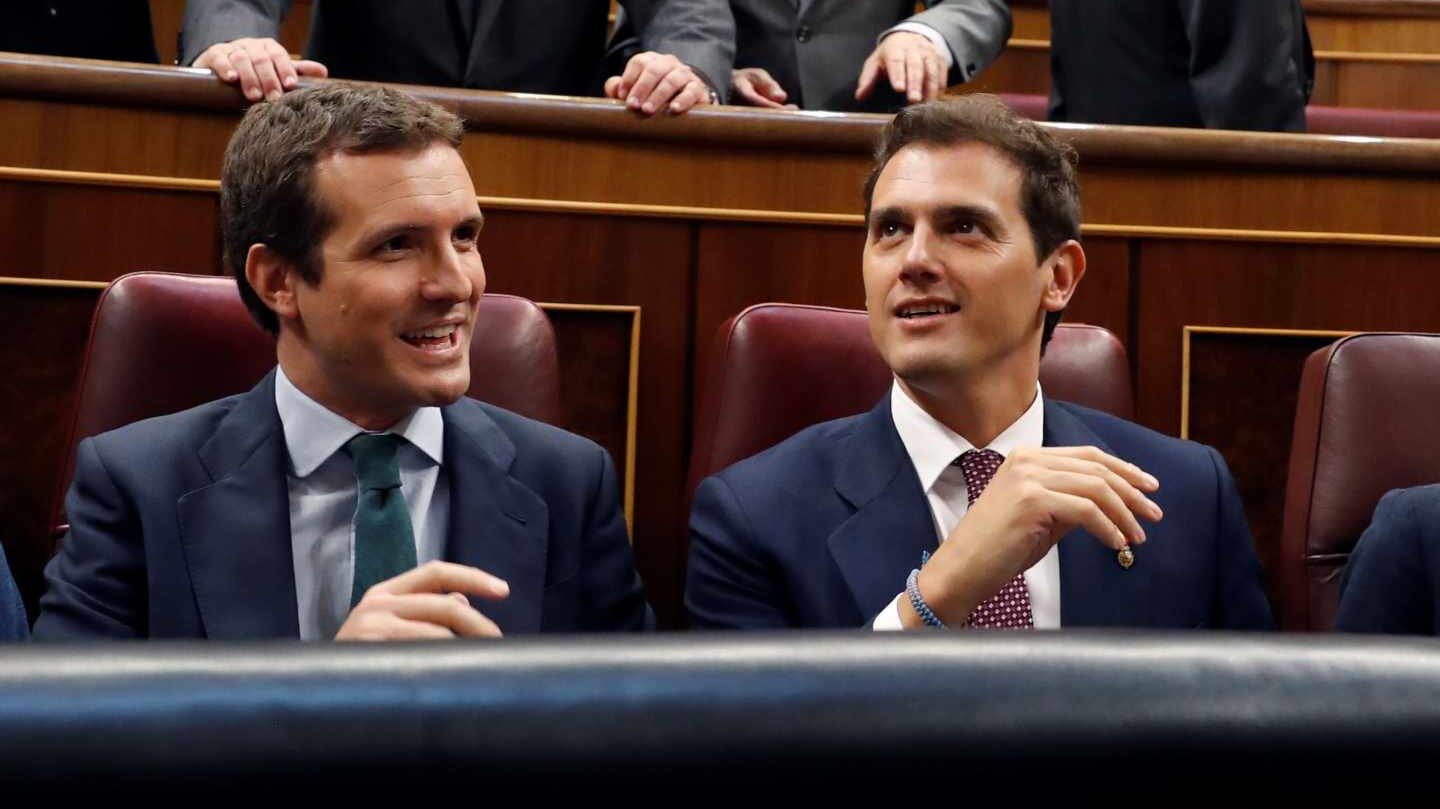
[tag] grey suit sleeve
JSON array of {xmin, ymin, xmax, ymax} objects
[
  {"xmin": 180, "ymin": 0, "xmax": 292, "ymax": 65},
  {"xmin": 623, "ymin": 0, "xmax": 736, "ymax": 102},
  {"xmin": 908, "ymin": 0, "xmax": 1012, "ymax": 83},
  {"xmin": 1179, "ymin": 0, "xmax": 1309, "ymax": 132}
]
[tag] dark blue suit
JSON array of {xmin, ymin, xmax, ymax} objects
[
  {"xmin": 1336, "ymin": 485, "xmax": 1440, "ymax": 635},
  {"xmin": 0, "ymin": 543, "xmax": 27, "ymax": 641},
  {"xmin": 688, "ymin": 396, "xmax": 1274, "ymax": 629},
  {"xmin": 35, "ymin": 371, "xmax": 653, "ymax": 639}
]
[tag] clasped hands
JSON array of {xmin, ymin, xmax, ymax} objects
[{"xmin": 903, "ymin": 446, "xmax": 1164, "ymax": 628}]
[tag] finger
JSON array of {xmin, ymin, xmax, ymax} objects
[
  {"xmin": 669, "ymin": 82, "xmax": 708, "ymax": 114},
  {"xmin": 886, "ymin": 52, "xmax": 908, "ymax": 94},
  {"xmin": 641, "ymin": 69, "xmax": 691, "ymax": 115},
  {"xmin": 855, "ymin": 53, "xmax": 881, "ymax": 100},
  {"xmin": 247, "ymin": 50, "xmax": 286, "ymax": 101},
  {"xmin": 373, "ymin": 560, "xmax": 511, "ymax": 600},
  {"xmin": 1039, "ymin": 455, "xmax": 1164, "ymax": 522},
  {"xmin": 1053, "ymin": 447, "xmax": 1161, "ymax": 492},
  {"xmin": 905, "ymin": 50, "xmax": 925, "ymax": 103},
  {"xmin": 1047, "ymin": 490, "xmax": 1133, "ymax": 552},
  {"xmin": 197, "ymin": 47, "xmax": 240, "ymax": 83},
  {"xmin": 751, "ymin": 69, "xmax": 787, "ymax": 102},
  {"xmin": 293, "ymin": 59, "xmax": 328, "ymax": 78},
  {"xmin": 339, "ymin": 614, "xmax": 455, "ymax": 642},
  {"xmin": 228, "ymin": 50, "xmax": 265, "ymax": 102},
  {"xmin": 604, "ymin": 75, "xmax": 623, "ymax": 99},
  {"xmin": 734, "ymin": 75, "xmax": 785, "ymax": 108},
  {"xmin": 619, "ymin": 54, "xmax": 653, "ymax": 107},
  {"xmin": 629, "ymin": 61, "xmax": 673, "ymax": 114},
  {"xmin": 925, "ymin": 56, "xmax": 944, "ymax": 101},
  {"xmin": 386, "ymin": 593, "xmax": 503, "ymax": 638},
  {"xmin": 266, "ymin": 40, "xmax": 298, "ymax": 91},
  {"xmin": 1037, "ymin": 468, "xmax": 1148, "ymax": 546}
]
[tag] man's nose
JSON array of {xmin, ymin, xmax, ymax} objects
[
  {"xmin": 421, "ymin": 243, "xmax": 476, "ymax": 302},
  {"xmin": 899, "ymin": 223, "xmax": 941, "ymax": 283}
]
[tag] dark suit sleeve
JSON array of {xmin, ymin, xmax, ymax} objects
[
  {"xmin": 1335, "ymin": 488, "xmax": 1435, "ymax": 635},
  {"xmin": 686, "ymin": 474, "xmax": 790, "ymax": 629},
  {"xmin": 1207, "ymin": 446, "xmax": 1275, "ymax": 630},
  {"xmin": 624, "ymin": 0, "xmax": 735, "ymax": 102},
  {"xmin": 909, "ymin": 0, "xmax": 1012, "ymax": 83},
  {"xmin": 0, "ymin": 543, "xmax": 27, "ymax": 641},
  {"xmin": 32, "ymin": 439, "xmax": 146, "ymax": 640},
  {"xmin": 574, "ymin": 444, "xmax": 654, "ymax": 632},
  {"xmin": 1178, "ymin": 0, "xmax": 1309, "ymax": 132},
  {"xmin": 180, "ymin": 0, "xmax": 290, "ymax": 65}
]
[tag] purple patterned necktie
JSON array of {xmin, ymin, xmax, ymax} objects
[{"xmin": 955, "ymin": 449, "xmax": 1035, "ymax": 629}]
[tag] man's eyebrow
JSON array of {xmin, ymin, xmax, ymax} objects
[
  {"xmin": 934, "ymin": 204, "xmax": 1003, "ymax": 228},
  {"xmin": 867, "ymin": 206, "xmax": 909, "ymax": 226}
]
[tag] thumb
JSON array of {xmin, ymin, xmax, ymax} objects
[{"xmin": 855, "ymin": 53, "xmax": 881, "ymax": 100}]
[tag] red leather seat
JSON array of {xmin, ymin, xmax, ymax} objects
[
  {"xmin": 1279, "ymin": 333, "xmax": 1440, "ymax": 631},
  {"xmin": 687, "ymin": 303, "xmax": 1132, "ymax": 493},
  {"xmin": 48, "ymin": 271, "xmax": 560, "ymax": 537},
  {"xmin": 1306, "ymin": 105, "xmax": 1440, "ymax": 140}
]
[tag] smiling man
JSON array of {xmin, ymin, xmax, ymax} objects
[
  {"xmin": 686, "ymin": 95, "xmax": 1273, "ymax": 631},
  {"xmin": 35, "ymin": 84, "xmax": 652, "ymax": 640}
]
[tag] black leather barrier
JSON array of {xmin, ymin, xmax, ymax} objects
[{"xmin": 3, "ymin": 631, "xmax": 1440, "ymax": 802}]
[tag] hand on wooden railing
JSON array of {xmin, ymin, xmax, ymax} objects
[
  {"xmin": 605, "ymin": 51, "xmax": 716, "ymax": 116},
  {"xmin": 194, "ymin": 37, "xmax": 328, "ymax": 103}
]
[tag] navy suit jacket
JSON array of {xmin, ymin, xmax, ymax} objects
[
  {"xmin": 0, "ymin": 543, "xmax": 27, "ymax": 641},
  {"xmin": 1335, "ymin": 485, "xmax": 1440, "ymax": 635},
  {"xmin": 34, "ymin": 371, "xmax": 653, "ymax": 640},
  {"xmin": 688, "ymin": 396, "xmax": 1274, "ymax": 630}
]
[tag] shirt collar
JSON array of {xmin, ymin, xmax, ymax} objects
[
  {"xmin": 890, "ymin": 379, "xmax": 1045, "ymax": 493},
  {"xmin": 274, "ymin": 366, "xmax": 445, "ymax": 478}
]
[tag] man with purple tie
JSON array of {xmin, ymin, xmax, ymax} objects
[{"xmin": 686, "ymin": 95, "xmax": 1274, "ymax": 631}]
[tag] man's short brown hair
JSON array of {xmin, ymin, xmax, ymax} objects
[
  {"xmin": 862, "ymin": 94, "xmax": 1081, "ymax": 350},
  {"xmin": 220, "ymin": 83, "xmax": 466, "ymax": 333}
]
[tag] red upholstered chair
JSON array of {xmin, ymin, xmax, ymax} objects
[
  {"xmin": 1279, "ymin": 333, "xmax": 1440, "ymax": 632},
  {"xmin": 687, "ymin": 303, "xmax": 1132, "ymax": 494},
  {"xmin": 1306, "ymin": 105, "xmax": 1440, "ymax": 140},
  {"xmin": 998, "ymin": 93, "xmax": 1049, "ymax": 121},
  {"xmin": 48, "ymin": 271, "xmax": 560, "ymax": 538}
]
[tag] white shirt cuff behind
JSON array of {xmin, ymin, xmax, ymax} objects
[
  {"xmin": 880, "ymin": 22, "xmax": 956, "ymax": 71},
  {"xmin": 872, "ymin": 594, "xmax": 906, "ymax": 631}
]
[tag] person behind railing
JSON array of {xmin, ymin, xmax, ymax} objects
[
  {"xmin": 0, "ymin": 0, "xmax": 157, "ymax": 64},
  {"xmin": 1335, "ymin": 485, "xmax": 1440, "ymax": 635},
  {"xmin": 1047, "ymin": 0, "xmax": 1314, "ymax": 131},
  {"xmin": 687, "ymin": 94, "xmax": 1274, "ymax": 631},
  {"xmin": 0, "ymin": 542, "xmax": 27, "ymax": 641},
  {"xmin": 34, "ymin": 83, "xmax": 653, "ymax": 641},
  {"xmin": 609, "ymin": 0, "xmax": 1011, "ymax": 113},
  {"xmin": 179, "ymin": 0, "xmax": 721, "ymax": 115}
]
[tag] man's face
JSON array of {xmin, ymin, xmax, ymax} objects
[
  {"xmin": 283, "ymin": 142, "xmax": 485, "ymax": 428},
  {"xmin": 863, "ymin": 141, "xmax": 1054, "ymax": 393}
]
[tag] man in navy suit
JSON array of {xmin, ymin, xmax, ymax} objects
[
  {"xmin": 687, "ymin": 94, "xmax": 1273, "ymax": 631},
  {"xmin": 35, "ymin": 83, "xmax": 652, "ymax": 640},
  {"xmin": 1335, "ymin": 485, "xmax": 1440, "ymax": 635}
]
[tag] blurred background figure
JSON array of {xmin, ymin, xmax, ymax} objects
[
  {"xmin": 615, "ymin": 0, "xmax": 1011, "ymax": 113},
  {"xmin": 1047, "ymin": 0, "xmax": 1314, "ymax": 131},
  {"xmin": 0, "ymin": 0, "xmax": 158, "ymax": 63}
]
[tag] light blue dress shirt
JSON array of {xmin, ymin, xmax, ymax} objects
[{"xmin": 274, "ymin": 368, "xmax": 448, "ymax": 640}]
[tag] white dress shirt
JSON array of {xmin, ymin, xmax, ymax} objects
[
  {"xmin": 872, "ymin": 381, "xmax": 1061, "ymax": 630},
  {"xmin": 275, "ymin": 368, "xmax": 448, "ymax": 640}
]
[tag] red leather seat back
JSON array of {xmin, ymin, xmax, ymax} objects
[
  {"xmin": 50, "ymin": 272, "xmax": 559, "ymax": 535},
  {"xmin": 687, "ymin": 303, "xmax": 1132, "ymax": 493},
  {"xmin": 1306, "ymin": 105, "xmax": 1440, "ymax": 139},
  {"xmin": 1280, "ymin": 333, "xmax": 1440, "ymax": 631}
]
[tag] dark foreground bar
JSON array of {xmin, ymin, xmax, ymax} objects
[{"xmin": 2, "ymin": 631, "xmax": 1438, "ymax": 802}]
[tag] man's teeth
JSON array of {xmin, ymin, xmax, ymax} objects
[
  {"xmin": 898, "ymin": 304, "xmax": 957, "ymax": 318},
  {"xmin": 404, "ymin": 325, "xmax": 456, "ymax": 340}
]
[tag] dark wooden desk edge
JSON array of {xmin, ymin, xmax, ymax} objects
[
  {"xmin": 1010, "ymin": 0, "xmax": 1440, "ymax": 18},
  {"xmin": 4, "ymin": 52, "xmax": 1440, "ymax": 174}
]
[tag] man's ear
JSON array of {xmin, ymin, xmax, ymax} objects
[
  {"xmin": 244, "ymin": 243, "xmax": 300, "ymax": 323},
  {"xmin": 1041, "ymin": 239, "xmax": 1086, "ymax": 314}
]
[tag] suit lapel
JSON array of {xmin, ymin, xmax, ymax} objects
[
  {"xmin": 827, "ymin": 398, "xmax": 938, "ymax": 620},
  {"xmin": 440, "ymin": 400, "xmax": 550, "ymax": 634},
  {"xmin": 463, "ymin": 0, "xmax": 506, "ymax": 85},
  {"xmin": 176, "ymin": 371, "xmax": 300, "ymax": 639},
  {"xmin": 1046, "ymin": 400, "xmax": 1150, "ymax": 627}
]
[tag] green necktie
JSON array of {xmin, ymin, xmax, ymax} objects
[{"xmin": 345, "ymin": 433, "xmax": 417, "ymax": 607}]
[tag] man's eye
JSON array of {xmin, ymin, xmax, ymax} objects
[
  {"xmin": 379, "ymin": 235, "xmax": 410, "ymax": 253},
  {"xmin": 953, "ymin": 221, "xmax": 977, "ymax": 235},
  {"xmin": 453, "ymin": 226, "xmax": 479, "ymax": 244},
  {"xmin": 878, "ymin": 223, "xmax": 902, "ymax": 238}
]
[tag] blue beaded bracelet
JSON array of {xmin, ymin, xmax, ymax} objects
[{"xmin": 906, "ymin": 568, "xmax": 946, "ymax": 629}]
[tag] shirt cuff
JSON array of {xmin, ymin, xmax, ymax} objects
[
  {"xmin": 871, "ymin": 593, "xmax": 906, "ymax": 631},
  {"xmin": 881, "ymin": 22, "xmax": 956, "ymax": 72}
]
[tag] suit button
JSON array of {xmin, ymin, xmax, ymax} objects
[{"xmin": 796, "ymin": 25, "xmax": 811, "ymax": 43}]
